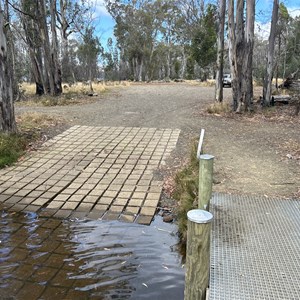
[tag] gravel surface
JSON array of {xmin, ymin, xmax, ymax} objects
[{"xmin": 16, "ymin": 83, "xmax": 300, "ymax": 198}]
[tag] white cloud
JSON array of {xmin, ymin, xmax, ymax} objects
[
  {"xmin": 94, "ymin": 0, "xmax": 110, "ymax": 17},
  {"xmin": 255, "ymin": 21, "xmax": 271, "ymax": 40},
  {"xmin": 255, "ymin": 6, "xmax": 300, "ymax": 41},
  {"xmin": 288, "ymin": 7, "xmax": 300, "ymax": 18}
]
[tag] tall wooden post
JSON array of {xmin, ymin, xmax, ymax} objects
[
  {"xmin": 184, "ymin": 209, "xmax": 213, "ymax": 300},
  {"xmin": 198, "ymin": 154, "xmax": 214, "ymax": 210}
]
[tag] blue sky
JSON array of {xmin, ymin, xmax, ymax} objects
[{"xmin": 93, "ymin": 0, "xmax": 300, "ymax": 46}]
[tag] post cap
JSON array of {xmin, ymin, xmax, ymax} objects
[
  {"xmin": 187, "ymin": 209, "xmax": 213, "ymax": 224},
  {"xmin": 199, "ymin": 154, "xmax": 214, "ymax": 160}
]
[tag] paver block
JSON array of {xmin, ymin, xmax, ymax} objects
[
  {"xmin": 143, "ymin": 199, "xmax": 159, "ymax": 207},
  {"xmin": 140, "ymin": 206, "xmax": 156, "ymax": 216},
  {"xmin": 54, "ymin": 210, "xmax": 72, "ymax": 219},
  {"xmin": 76, "ymin": 203, "xmax": 93, "ymax": 212},
  {"xmin": 125, "ymin": 206, "xmax": 140, "ymax": 215},
  {"xmin": 136, "ymin": 215, "xmax": 153, "ymax": 225},
  {"xmin": 127, "ymin": 199, "xmax": 143, "ymax": 207},
  {"xmin": 110, "ymin": 205, "xmax": 124, "ymax": 214},
  {"xmin": 102, "ymin": 212, "xmax": 119, "ymax": 221},
  {"xmin": 119, "ymin": 214, "xmax": 136, "ymax": 223},
  {"xmin": 61, "ymin": 202, "xmax": 78, "ymax": 210}
]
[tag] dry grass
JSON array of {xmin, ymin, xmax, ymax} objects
[
  {"xmin": 20, "ymin": 81, "xmax": 130, "ymax": 97},
  {"xmin": 18, "ymin": 81, "xmax": 131, "ymax": 106},
  {"xmin": 186, "ymin": 79, "xmax": 215, "ymax": 87},
  {"xmin": 207, "ymin": 101, "xmax": 231, "ymax": 114},
  {"xmin": 17, "ymin": 112, "xmax": 63, "ymax": 132}
]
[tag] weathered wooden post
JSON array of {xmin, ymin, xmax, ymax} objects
[
  {"xmin": 184, "ymin": 209, "xmax": 213, "ymax": 300},
  {"xmin": 198, "ymin": 154, "xmax": 214, "ymax": 210}
]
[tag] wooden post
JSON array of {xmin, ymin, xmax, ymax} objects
[
  {"xmin": 184, "ymin": 209, "xmax": 213, "ymax": 300},
  {"xmin": 198, "ymin": 154, "xmax": 214, "ymax": 210}
]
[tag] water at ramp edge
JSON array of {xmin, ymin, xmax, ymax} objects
[{"xmin": 0, "ymin": 208, "xmax": 184, "ymax": 299}]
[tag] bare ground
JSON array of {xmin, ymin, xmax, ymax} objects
[{"xmin": 16, "ymin": 83, "xmax": 300, "ymax": 199}]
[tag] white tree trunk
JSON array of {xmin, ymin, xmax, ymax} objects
[
  {"xmin": 0, "ymin": 9, "xmax": 16, "ymax": 132},
  {"xmin": 263, "ymin": 0, "xmax": 279, "ymax": 106},
  {"xmin": 180, "ymin": 46, "xmax": 186, "ymax": 79},
  {"xmin": 215, "ymin": 0, "xmax": 226, "ymax": 102},
  {"xmin": 243, "ymin": 0, "xmax": 255, "ymax": 111}
]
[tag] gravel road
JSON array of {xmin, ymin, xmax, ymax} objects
[{"xmin": 16, "ymin": 83, "xmax": 300, "ymax": 198}]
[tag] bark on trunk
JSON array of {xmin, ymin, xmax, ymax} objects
[
  {"xmin": 0, "ymin": 10, "xmax": 16, "ymax": 132},
  {"xmin": 228, "ymin": 0, "xmax": 236, "ymax": 109},
  {"xmin": 37, "ymin": 0, "xmax": 60, "ymax": 96},
  {"xmin": 50, "ymin": 0, "xmax": 62, "ymax": 94},
  {"xmin": 243, "ymin": 0, "xmax": 255, "ymax": 111},
  {"xmin": 263, "ymin": 0, "xmax": 279, "ymax": 106},
  {"xmin": 180, "ymin": 46, "xmax": 186, "ymax": 79},
  {"xmin": 59, "ymin": 0, "xmax": 71, "ymax": 83},
  {"xmin": 21, "ymin": 0, "xmax": 45, "ymax": 95},
  {"xmin": 215, "ymin": 0, "xmax": 226, "ymax": 102}
]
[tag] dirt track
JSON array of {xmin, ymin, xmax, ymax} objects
[{"xmin": 16, "ymin": 83, "xmax": 300, "ymax": 198}]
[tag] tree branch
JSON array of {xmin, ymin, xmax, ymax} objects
[{"xmin": 7, "ymin": 0, "xmax": 35, "ymax": 19}]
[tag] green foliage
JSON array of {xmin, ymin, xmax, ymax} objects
[
  {"xmin": 173, "ymin": 142, "xmax": 199, "ymax": 244},
  {"xmin": 191, "ymin": 4, "xmax": 217, "ymax": 69},
  {"xmin": 77, "ymin": 27, "xmax": 103, "ymax": 81},
  {"xmin": 0, "ymin": 134, "xmax": 26, "ymax": 168}
]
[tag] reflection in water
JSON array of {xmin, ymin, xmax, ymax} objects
[{"xmin": 0, "ymin": 207, "xmax": 184, "ymax": 299}]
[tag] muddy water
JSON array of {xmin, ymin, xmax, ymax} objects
[{"xmin": 0, "ymin": 208, "xmax": 184, "ymax": 299}]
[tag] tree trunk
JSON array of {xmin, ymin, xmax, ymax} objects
[
  {"xmin": 37, "ymin": 0, "xmax": 57, "ymax": 96},
  {"xmin": 166, "ymin": 48, "xmax": 171, "ymax": 82},
  {"xmin": 263, "ymin": 0, "xmax": 279, "ymax": 106},
  {"xmin": 234, "ymin": 0, "xmax": 245, "ymax": 113},
  {"xmin": 228, "ymin": 0, "xmax": 236, "ymax": 109},
  {"xmin": 59, "ymin": 0, "xmax": 71, "ymax": 83},
  {"xmin": 243, "ymin": 0, "xmax": 255, "ymax": 111},
  {"xmin": 50, "ymin": 0, "xmax": 62, "ymax": 94},
  {"xmin": 180, "ymin": 46, "xmax": 186, "ymax": 79},
  {"xmin": 215, "ymin": 0, "xmax": 226, "ymax": 102},
  {"xmin": 0, "ymin": 9, "xmax": 16, "ymax": 132},
  {"xmin": 138, "ymin": 58, "xmax": 143, "ymax": 82},
  {"xmin": 21, "ymin": 0, "xmax": 45, "ymax": 95}
]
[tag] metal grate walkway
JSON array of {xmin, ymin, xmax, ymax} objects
[{"xmin": 209, "ymin": 193, "xmax": 300, "ymax": 300}]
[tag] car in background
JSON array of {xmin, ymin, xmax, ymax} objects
[{"xmin": 223, "ymin": 74, "xmax": 232, "ymax": 87}]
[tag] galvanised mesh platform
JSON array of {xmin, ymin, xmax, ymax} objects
[{"xmin": 209, "ymin": 193, "xmax": 300, "ymax": 300}]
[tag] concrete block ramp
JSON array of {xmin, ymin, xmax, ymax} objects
[{"xmin": 0, "ymin": 126, "xmax": 180, "ymax": 225}]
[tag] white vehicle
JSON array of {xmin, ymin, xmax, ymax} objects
[{"xmin": 223, "ymin": 74, "xmax": 232, "ymax": 87}]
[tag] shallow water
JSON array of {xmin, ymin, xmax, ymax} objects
[{"xmin": 0, "ymin": 208, "xmax": 184, "ymax": 299}]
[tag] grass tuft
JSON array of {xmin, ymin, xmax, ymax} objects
[
  {"xmin": 0, "ymin": 133, "xmax": 26, "ymax": 168},
  {"xmin": 173, "ymin": 142, "xmax": 199, "ymax": 245},
  {"xmin": 0, "ymin": 112, "xmax": 63, "ymax": 169},
  {"xmin": 207, "ymin": 101, "xmax": 230, "ymax": 114}
]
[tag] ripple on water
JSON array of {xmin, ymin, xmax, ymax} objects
[{"xmin": 0, "ymin": 208, "xmax": 184, "ymax": 299}]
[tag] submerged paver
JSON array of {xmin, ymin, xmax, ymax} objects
[
  {"xmin": 209, "ymin": 193, "xmax": 300, "ymax": 300},
  {"xmin": 0, "ymin": 126, "xmax": 180, "ymax": 224}
]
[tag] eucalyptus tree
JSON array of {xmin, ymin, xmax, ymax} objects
[
  {"xmin": 56, "ymin": 0, "xmax": 88, "ymax": 82},
  {"xmin": 228, "ymin": 0, "xmax": 255, "ymax": 112},
  {"xmin": 215, "ymin": 0, "xmax": 226, "ymax": 102},
  {"xmin": 77, "ymin": 26, "xmax": 102, "ymax": 92},
  {"xmin": 0, "ymin": 3, "xmax": 16, "ymax": 132},
  {"xmin": 106, "ymin": 0, "xmax": 163, "ymax": 81},
  {"xmin": 262, "ymin": 0, "xmax": 279, "ymax": 107}
]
